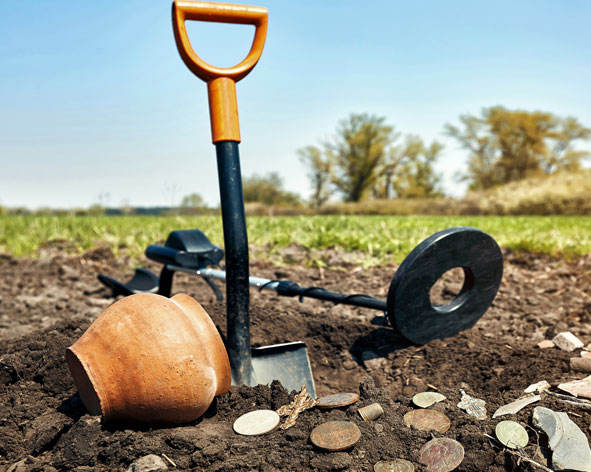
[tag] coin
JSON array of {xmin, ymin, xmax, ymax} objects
[
  {"xmin": 412, "ymin": 392, "xmax": 447, "ymax": 408},
  {"xmin": 374, "ymin": 458, "xmax": 415, "ymax": 472},
  {"xmin": 419, "ymin": 437, "xmax": 464, "ymax": 472},
  {"xmin": 495, "ymin": 420, "xmax": 529, "ymax": 449},
  {"xmin": 310, "ymin": 421, "xmax": 361, "ymax": 451},
  {"xmin": 403, "ymin": 409, "xmax": 451, "ymax": 432},
  {"xmin": 233, "ymin": 409, "xmax": 280, "ymax": 436},
  {"xmin": 316, "ymin": 392, "xmax": 359, "ymax": 409}
]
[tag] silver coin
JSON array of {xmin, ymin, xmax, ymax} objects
[
  {"xmin": 374, "ymin": 458, "xmax": 415, "ymax": 472},
  {"xmin": 412, "ymin": 392, "xmax": 446, "ymax": 408},
  {"xmin": 495, "ymin": 420, "xmax": 528, "ymax": 449},
  {"xmin": 233, "ymin": 409, "xmax": 280, "ymax": 436}
]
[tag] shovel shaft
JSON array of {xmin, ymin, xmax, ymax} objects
[{"xmin": 216, "ymin": 141, "xmax": 253, "ymax": 385}]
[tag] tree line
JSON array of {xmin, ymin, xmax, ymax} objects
[{"xmin": 297, "ymin": 107, "xmax": 590, "ymax": 207}]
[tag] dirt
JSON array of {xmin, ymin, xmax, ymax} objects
[{"xmin": 1, "ymin": 245, "xmax": 591, "ymax": 471}]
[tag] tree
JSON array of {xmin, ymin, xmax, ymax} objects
[
  {"xmin": 393, "ymin": 138, "xmax": 444, "ymax": 198},
  {"xmin": 327, "ymin": 113, "xmax": 396, "ymax": 202},
  {"xmin": 372, "ymin": 135, "xmax": 442, "ymax": 199},
  {"xmin": 242, "ymin": 172, "xmax": 300, "ymax": 205},
  {"xmin": 297, "ymin": 145, "xmax": 332, "ymax": 208},
  {"xmin": 181, "ymin": 192, "xmax": 206, "ymax": 209},
  {"xmin": 446, "ymin": 107, "xmax": 591, "ymax": 190}
]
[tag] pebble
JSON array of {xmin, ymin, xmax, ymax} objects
[
  {"xmin": 552, "ymin": 331, "xmax": 584, "ymax": 351},
  {"xmin": 310, "ymin": 421, "xmax": 361, "ymax": 451},
  {"xmin": 126, "ymin": 454, "xmax": 168, "ymax": 472},
  {"xmin": 558, "ymin": 375, "xmax": 591, "ymax": 399},
  {"xmin": 233, "ymin": 410, "xmax": 280, "ymax": 436},
  {"xmin": 419, "ymin": 437, "xmax": 464, "ymax": 472},
  {"xmin": 581, "ymin": 351, "xmax": 591, "ymax": 358},
  {"xmin": 317, "ymin": 392, "xmax": 359, "ymax": 409},
  {"xmin": 412, "ymin": 391, "xmax": 446, "ymax": 408},
  {"xmin": 524, "ymin": 380, "xmax": 550, "ymax": 394},
  {"xmin": 457, "ymin": 389, "xmax": 487, "ymax": 420},
  {"xmin": 495, "ymin": 420, "xmax": 529, "ymax": 449},
  {"xmin": 492, "ymin": 395, "xmax": 540, "ymax": 418},
  {"xmin": 533, "ymin": 406, "xmax": 591, "ymax": 472},
  {"xmin": 362, "ymin": 350, "xmax": 388, "ymax": 370},
  {"xmin": 374, "ymin": 459, "xmax": 415, "ymax": 472},
  {"xmin": 403, "ymin": 409, "xmax": 450, "ymax": 433},
  {"xmin": 537, "ymin": 340, "xmax": 555, "ymax": 349},
  {"xmin": 570, "ymin": 357, "xmax": 591, "ymax": 373}
]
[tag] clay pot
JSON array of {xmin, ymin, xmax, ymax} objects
[{"xmin": 66, "ymin": 293, "xmax": 231, "ymax": 424}]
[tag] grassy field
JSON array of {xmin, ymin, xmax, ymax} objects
[{"xmin": 1, "ymin": 215, "xmax": 590, "ymax": 265}]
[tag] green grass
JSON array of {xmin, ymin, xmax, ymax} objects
[{"xmin": 1, "ymin": 215, "xmax": 590, "ymax": 265}]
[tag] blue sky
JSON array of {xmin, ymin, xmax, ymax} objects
[{"xmin": 1, "ymin": 0, "xmax": 590, "ymax": 209}]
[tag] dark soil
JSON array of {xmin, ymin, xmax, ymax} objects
[{"xmin": 1, "ymin": 245, "xmax": 591, "ymax": 471}]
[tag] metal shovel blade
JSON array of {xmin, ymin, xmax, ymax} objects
[{"xmin": 251, "ymin": 341, "xmax": 316, "ymax": 397}]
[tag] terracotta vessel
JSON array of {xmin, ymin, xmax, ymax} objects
[{"xmin": 66, "ymin": 293, "xmax": 231, "ymax": 424}]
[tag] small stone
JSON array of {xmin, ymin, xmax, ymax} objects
[
  {"xmin": 581, "ymin": 351, "xmax": 591, "ymax": 358},
  {"xmin": 570, "ymin": 357, "xmax": 591, "ymax": 373},
  {"xmin": 126, "ymin": 454, "xmax": 168, "ymax": 472},
  {"xmin": 412, "ymin": 392, "xmax": 447, "ymax": 408},
  {"xmin": 495, "ymin": 420, "xmax": 529, "ymax": 449},
  {"xmin": 558, "ymin": 375, "xmax": 591, "ymax": 399},
  {"xmin": 310, "ymin": 452, "xmax": 352, "ymax": 471},
  {"xmin": 233, "ymin": 410, "xmax": 280, "ymax": 436},
  {"xmin": 552, "ymin": 332, "xmax": 584, "ymax": 351},
  {"xmin": 524, "ymin": 380, "xmax": 550, "ymax": 394},
  {"xmin": 492, "ymin": 395, "xmax": 541, "ymax": 418},
  {"xmin": 362, "ymin": 350, "xmax": 388, "ymax": 370},
  {"xmin": 457, "ymin": 389, "xmax": 487, "ymax": 420},
  {"xmin": 343, "ymin": 360, "xmax": 358, "ymax": 370},
  {"xmin": 537, "ymin": 340, "xmax": 555, "ymax": 349},
  {"xmin": 533, "ymin": 406, "xmax": 591, "ymax": 472}
]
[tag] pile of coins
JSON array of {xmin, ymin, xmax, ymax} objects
[{"xmin": 231, "ymin": 387, "xmax": 535, "ymax": 471}]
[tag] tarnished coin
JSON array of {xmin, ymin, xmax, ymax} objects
[
  {"xmin": 403, "ymin": 409, "xmax": 451, "ymax": 432},
  {"xmin": 419, "ymin": 437, "xmax": 464, "ymax": 472},
  {"xmin": 374, "ymin": 458, "xmax": 415, "ymax": 472},
  {"xmin": 310, "ymin": 421, "xmax": 361, "ymax": 451},
  {"xmin": 412, "ymin": 392, "xmax": 447, "ymax": 408},
  {"xmin": 495, "ymin": 420, "xmax": 529, "ymax": 449},
  {"xmin": 316, "ymin": 392, "xmax": 359, "ymax": 409},
  {"xmin": 233, "ymin": 409, "xmax": 280, "ymax": 436}
]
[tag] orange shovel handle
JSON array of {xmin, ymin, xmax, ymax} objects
[{"xmin": 172, "ymin": 1, "xmax": 268, "ymax": 143}]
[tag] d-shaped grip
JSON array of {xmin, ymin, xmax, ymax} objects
[{"xmin": 172, "ymin": 1, "xmax": 268, "ymax": 143}]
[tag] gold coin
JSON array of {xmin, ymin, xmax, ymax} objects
[
  {"xmin": 316, "ymin": 392, "xmax": 359, "ymax": 409},
  {"xmin": 403, "ymin": 409, "xmax": 450, "ymax": 433},
  {"xmin": 310, "ymin": 421, "xmax": 361, "ymax": 451}
]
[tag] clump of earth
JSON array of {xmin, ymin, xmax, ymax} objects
[{"xmin": 1, "ymin": 246, "xmax": 590, "ymax": 471}]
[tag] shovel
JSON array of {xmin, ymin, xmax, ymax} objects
[{"xmin": 172, "ymin": 1, "xmax": 315, "ymax": 396}]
